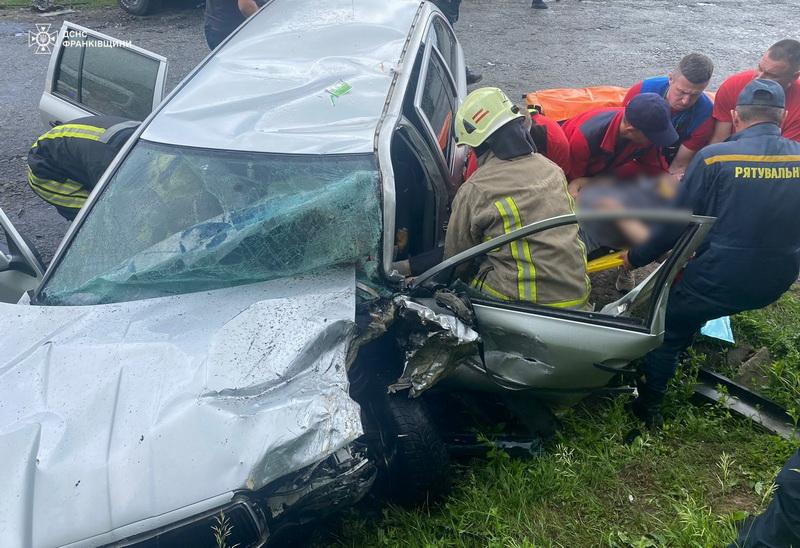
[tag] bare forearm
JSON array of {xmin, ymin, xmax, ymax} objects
[
  {"xmin": 668, "ymin": 145, "xmax": 696, "ymax": 180},
  {"xmin": 709, "ymin": 121, "xmax": 732, "ymax": 145},
  {"xmin": 238, "ymin": 0, "xmax": 258, "ymax": 17}
]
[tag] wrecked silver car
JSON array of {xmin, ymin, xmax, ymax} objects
[
  {"xmin": 0, "ymin": 0, "xmax": 716, "ymax": 546},
  {"xmin": 2, "ymin": 0, "xmax": 467, "ymax": 545}
]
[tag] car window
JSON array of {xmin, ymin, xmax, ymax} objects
[
  {"xmin": 52, "ymin": 36, "xmax": 161, "ymax": 121},
  {"xmin": 81, "ymin": 45, "xmax": 160, "ymax": 121},
  {"xmin": 53, "ymin": 37, "xmax": 82, "ymax": 102},
  {"xmin": 431, "ymin": 17, "xmax": 458, "ymax": 80},
  {"xmin": 38, "ymin": 142, "xmax": 382, "ymax": 305},
  {"xmin": 419, "ymin": 49, "xmax": 457, "ymax": 165}
]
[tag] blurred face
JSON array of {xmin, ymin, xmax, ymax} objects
[
  {"xmin": 756, "ymin": 52, "xmax": 800, "ymax": 89},
  {"xmin": 666, "ymin": 72, "xmax": 708, "ymax": 111}
]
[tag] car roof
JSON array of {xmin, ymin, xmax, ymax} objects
[{"xmin": 141, "ymin": 0, "xmax": 423, "ymax": 155}]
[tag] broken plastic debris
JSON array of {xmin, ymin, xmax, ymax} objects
[
  {"xmin": 700, "ymin": 316, "xmax": 734, "ymax": 344},
  {"xmin": 326, "ymin": 81, "xmax": 353, "ymax": 106}
]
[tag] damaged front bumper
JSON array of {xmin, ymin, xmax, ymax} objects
[{"xmin": 102, "ymin": 445, "xmax": 375, "ymax": 548}]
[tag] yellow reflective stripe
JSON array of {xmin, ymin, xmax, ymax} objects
[
  {"xmin": 470, "ymin": 278, "xmax": 510, "ymax": 301},
  {"xmin": 32, "ymin": 124, "xmax": 107, "ymax": 148},
  {"xmin": 704, "ymin": 154, "xmax": 800, "ymax": 165},
  {"xmin": 542, "ymin": 287, "xmax": 591, "ymax": 309},
  {"xmin": 505, "ymin": 197, "xmax": 537, "ymax": 303},
  {"xmin": 28, "ymin": 169, "xmax": 87, "ymax": 196},
  {"xmin": 494, "ymin": 197, "xmax": 536, "ymax": 302},
  {"xmin": 493, "ymin": 199, "xmax": 523, "ymax": 299},
  {"xmin": 58, "ymin": 123, "xmax": 107, "ymax": 133},
  {"xmin": 27, "ymin": 169, "xmax": 88, "ymax": 208}
]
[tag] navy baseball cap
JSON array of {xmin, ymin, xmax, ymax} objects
[
  {"xmin": 625, "ymin": 93, "xmax": 679, "ymax": 146},
  {"xmin": 737, "ymin": 78, "xmax": 786, "ymax": 108}
]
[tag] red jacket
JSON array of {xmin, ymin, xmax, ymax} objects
[
  {"xmin": 713, "ymin": 70, "xmax": 800, "ymax": 142},
  {"xmin": 560, "ymin": 107, "xmax": 656, "ymax": 181}
]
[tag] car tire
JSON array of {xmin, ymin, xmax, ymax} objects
[
  {"xmin": 377, "ymin": 393, "xmax": 451, "ymax": 505},
  {"xmin": 118, "ymin": 0, "xmax": 161, "ymax": 16}
]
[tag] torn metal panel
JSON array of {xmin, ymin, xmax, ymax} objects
[
  {"xmin": 0, "ymin": 268, "xmax": 362, "ymax": 548},
  {"xmin": 694, "ymin": 368, "xmax": 799, "ymax": 440},
  {"xmin": 391, "ymin": 295, "xmax": 480, "ymax": 397},
  {"xmin": 346, "ymin": 297, "xmax": 397, "ymax": 368}
]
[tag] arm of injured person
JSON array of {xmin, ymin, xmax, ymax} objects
[{"xmin": 627, "ymin": 152, "xmax": 714, "ymax": 268}]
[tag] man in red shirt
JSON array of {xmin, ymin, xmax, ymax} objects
[
  {"xmin": 561, "ymin": 93, "xmax": 678, "ymax": 195},
  {"xmin": 710, "ymin": 39, "xmax": 800, "ymax": 144},
  {"xmin": 623, "ymin": 53, "xmax": 715, "ymax": 180}
]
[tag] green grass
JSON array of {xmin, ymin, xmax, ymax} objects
[
  {"xmin": 323, "ymin": 288, "xmax": 800, "ymax": 547},
  {"xmin": 731, "ymin": 287, "xmax": 800, "ymax": 421},
  {"xmin": 0, "ymin": 0, "xmax": 116, "ymax": 10}
]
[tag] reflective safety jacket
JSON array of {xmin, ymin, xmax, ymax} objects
[
  {"xmin": 27, "ymin": 115, "xmax": 139, "ymax": 210},
  {"xmin": 444, "ymin": 151, "xmax": 590, "ymax": 308},
  {"xmin": 629, "ymin": 123, "xmax": 800, "ymax": 309}
]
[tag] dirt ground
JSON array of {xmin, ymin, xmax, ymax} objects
[{"xmin": 0, "ymin": 0, "xmax": 798, "ymax": 262}]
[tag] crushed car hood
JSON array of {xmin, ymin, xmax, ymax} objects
[{"xmin": 0, "ymin": 268, "xmax": 362, "ymax": 548}]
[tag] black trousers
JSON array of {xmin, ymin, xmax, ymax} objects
[
  {"xmin": 732, "ymin": 449, "xmax": 800, "ymax": 547},
  {"xmin": 642, "ymin": 281, "xmax": 742, "ymax": 393},
  {"xmin": 430, "ymin": 0, "xmax": 461, "ymax": 25},
  {"xmin": 54, "ymin": 204, "xmax": 79, "ymax": 222},
  {"xmin": 204, "ymin": 23, "xmax": 231, "ymax": 50}
]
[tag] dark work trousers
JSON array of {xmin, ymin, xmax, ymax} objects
[
  {"xmin": 431, "ymin": 0, "xmax": 461, "ymax": 25},
  {"xmin": 731, "ymin": 449, "xmax": 800, "ymax": 547},
  {"xmin": 642, "ymin": 281, "xmax": 742, "ymax": 393},
  {"xmin": 54, "ymin": 204, "xmax": 79, "ymax": 222},
  {"xmin": 204, "ymin": 24, "xmax": 231, "ymax": 50}
]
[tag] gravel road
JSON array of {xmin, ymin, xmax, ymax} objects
[{"xmin": 0, "ymin": 0, "xmax": 798, "ymax": 262}]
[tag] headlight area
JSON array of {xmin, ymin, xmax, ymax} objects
[
  {"xmin": 103, "ymin": 498, "xmax": 268, "ymax": 548},
  {"xmin": 103, "ymin": 446, "xmax": 375, "ymax": 548},
  {"xmin": 257, "ymin": 445, "xmax": 376, "ymax": 543}
]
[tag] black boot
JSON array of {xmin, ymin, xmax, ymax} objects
[
  {"xmin": 630, "ymin": 380, "xmax": 665, "ymax": 429},
  {"xmin": 466, "ymin": 66, "xmax": 483, "ymax": 85},
  {"xmin": 531, "ymin": 0, "xmax": 548, "ymax": 9}
]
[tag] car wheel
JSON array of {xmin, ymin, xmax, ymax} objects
[
  {"xmin": 118, "ymin": 0, "xmax": 161, "ymax": 16},
  {"xmin": 376, "ymin": 393, "xmax": 451, "ymax": 505}
]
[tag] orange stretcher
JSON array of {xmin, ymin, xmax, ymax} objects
[
  {"xmin": 525, "ymin": 86, "xmax": 717, "ymax": 122},
  {"xmin": 525, "ymin": 86, "xmax": 628, "ymax": 122}
]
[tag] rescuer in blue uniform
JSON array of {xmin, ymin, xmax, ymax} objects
[
  {"xmin": 621, "ymin": 79, "xmax": 800, "ymax": 427},
  {"xmin": 730, "ymin": 449, "xmax": 800, "ymax": 547}
]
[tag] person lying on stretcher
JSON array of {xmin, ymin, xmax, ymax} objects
[{"xmin": 578, "ymin": 172, "xmax": 679, "ymax": 291}]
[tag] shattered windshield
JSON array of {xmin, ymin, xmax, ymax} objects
[{"xmin": 38, "ymin": 141, "xmax": 382, "ymax": 305}]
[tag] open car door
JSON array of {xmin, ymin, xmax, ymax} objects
[
  {"xmin": 0, "ymin": 209, "xmax": 45, "ymax": 304},
  {"xmin": 39, "ymin": 22, "xmax": 168, "ymax": 127},
  {"xmin": 411, "ymin": 209, "xmax": 715, "ymax": 405}
]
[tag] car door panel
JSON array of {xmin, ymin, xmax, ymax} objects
[
  {"xmin": 472, "ymin": 304, "xmax": 658, "ymax": 392},
  {"xmin": 39, "ymin": 22, "xmax": 168, "ymax": 127},
  {"xmin": 412, "ymin": 210, "xmax": 715, "ymax": 401},
  {"xmin": 0, "ymin": 209, "xmax": 45, "ymax": 303},
  {"xmin": 413, "ymin": 21, "xmax": 465, "ymax": 194}
]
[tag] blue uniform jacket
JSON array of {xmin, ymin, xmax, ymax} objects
[
  {"xmin": 640, "ymin": 76, "xmax": 713, "ymax": 144},
  {"xmin": 629, "ymin": 123, "xmax": 800, "ymax": 309}
]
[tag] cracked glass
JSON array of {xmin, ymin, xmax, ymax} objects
[{"xmin": 39, "ymin": 141, "xmax": 382, "ymax": 305}]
